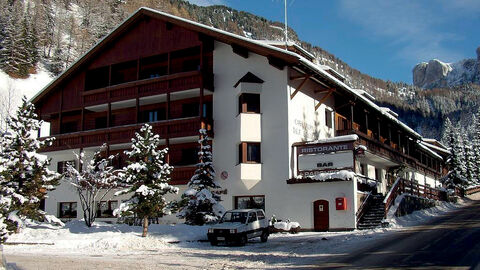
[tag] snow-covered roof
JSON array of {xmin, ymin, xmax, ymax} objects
[
  {"xmin": 421, "ymin": 141, "xmax": 450, "ymax": 155},
  {"xmin": 418, "ymin": 142, "xmax": 443, "ymax": 160},
  {"xmin": 354, "ymin": 89, "xmax": 376, "ymax": 101},
  {"xmin": 32, "ymin": 7, "xmax": 422, "ymax": 141},
  {"xmin": 258, "ymin": 40, "xmax": 316, "ymax": 60}
]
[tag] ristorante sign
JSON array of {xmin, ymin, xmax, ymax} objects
[
  {"xmin": 298, "ymin": 142, "xmax": 354, "ymax": 155},
  {"xmin": 297, "ymin": 142, "xmax": 355, "ymax": 174}
]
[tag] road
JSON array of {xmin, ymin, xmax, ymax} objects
[
  {"xmin": 3, "ymin": 198, "xmax": 479, "ymax": 269},
  {"xmin": 319, "ymin": 199, "xmax": 480, "ymax": 269}
]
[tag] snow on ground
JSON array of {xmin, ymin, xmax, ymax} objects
[
  {"xmin": 0, "ymin": 66, "xmax": 53, "ymax": 101},
  {"xmin": 2, "ymin": 195, "xmax": 478, "ymax": 269}
]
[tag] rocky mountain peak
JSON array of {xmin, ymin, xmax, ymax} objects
[{"xmin": 413, "ymin": 47, "xmax": 480, "ymax": 89}]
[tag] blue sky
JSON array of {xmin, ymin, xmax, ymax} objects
[{"xmin": 187, "ymin": 0, "xmax": 480, "ymax": 83}]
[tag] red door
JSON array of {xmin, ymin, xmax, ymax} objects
[{"xmin": 313, "ymin": 200, "xmax": 329, "ymax": 231}]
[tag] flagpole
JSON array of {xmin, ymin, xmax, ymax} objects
[{"xmin": 284, "ymin": 0, "xmax": 288, "ymax": 47}]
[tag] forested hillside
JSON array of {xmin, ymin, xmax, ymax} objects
[{"xmin": 0, "ymin": 0, "xmax": 478, "ymax": 140}]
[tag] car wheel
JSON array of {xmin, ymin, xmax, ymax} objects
[
  {"xmin": 238, "ymin": 234, "xmax": 247, "ymax": 246},
  {"xmin": 260, "ymin": 230, "xmax": 269, "ymax": 242},
  {"xmin": 210, "ymin": 240, "xmax": 218, "ymax": 246}
]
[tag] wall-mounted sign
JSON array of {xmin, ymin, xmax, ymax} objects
[
  {"xmin": 220, "ymin": 171, "xmax": 228, "ymax": 180},
  {"xmin": 298, "ymin": 142, "xmax": 354, "ymax": 155},
  {"xmin": 298, "ymin": 151, "xmax": 353, "ymax": 172}
]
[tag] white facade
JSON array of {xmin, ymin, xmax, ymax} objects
[{"xmin": 43, "ymin": 38, "xmax": 444, "ymax": 231}]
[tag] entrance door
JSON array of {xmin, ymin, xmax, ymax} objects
[{"xmin": 313, "ymin": 200, "xmax": 329, "ymax": 231}]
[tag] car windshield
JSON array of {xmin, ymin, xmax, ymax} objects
[{"xmin": 220, "ymin": 212, "xmax": 248, "ymax": 223}]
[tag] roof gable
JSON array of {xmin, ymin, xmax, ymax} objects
[{"xmin": 233, "ymin": 72, "xmax": 264, "ymax": 88}]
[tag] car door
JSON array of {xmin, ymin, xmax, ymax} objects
[{"xmin": 246, "ymin": 212, "xmax": 260, "ymax": 238}]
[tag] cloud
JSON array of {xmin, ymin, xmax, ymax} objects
[
  {"xmin": 186, "ymin": 0, "xmax": 226, "ymax": 6},
  {"xmin": 338, "ymin": 0, "xmax": 471, "ymax": 63}
]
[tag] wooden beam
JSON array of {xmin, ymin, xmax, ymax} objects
[
  {"xmin": 232, "ymin": 44, "xmax": 249, "ymax": 58},
  {"xmin": 314, "ymin": 88, "xmax": 334, "ymax": 94},
  {"xmin": 290, "ymin": 75, "xmax": 310, "ymax": 99},
  {"xmin": 268, "ymin": 56, "xmax": 286, "ymax": 70},
  {"xmin": 315, "ymin": 89, "xmax": 334, "ymax": 111},
  {"xmin": 289, "ymin": 74, "xmax": 309, "ymax": 81}
]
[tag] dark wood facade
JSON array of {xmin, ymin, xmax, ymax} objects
[{"xmin": 33, "ymin": 13, "xmax": 216, "ymax": 185}]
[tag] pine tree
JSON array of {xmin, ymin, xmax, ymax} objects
[
  {"xmin": 463, "ymin": 140, "xmax": 475, "ymax": 186},
  {"xmin": 114, "ymin": 124, "xmax": 178, "ymax": 237},
  {"xmin": 0, "ymin": 97, "xmax": 60, "ymax": 241},
  {"xmin": 0, "ymin": 2, "xmax": 27, "ymax": 76},
  {"xmin": 64, "ymin": 145, "xmax": 120, "ymax": 227},
  {"xmin": 177, "ymin": 129, "xmax": 224, "ymax": 225},
  {"xmin": 443, "ymin": 118, "xmax": 467, "ymax": 189},
  {"xmin": 473, "ymin": 111, "xmax": 480, "ymax": 185}
]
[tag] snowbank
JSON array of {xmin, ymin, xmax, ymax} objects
[
  {"xmin": 387, "ymin": 197, "xmax": 470, "ymax": 228},
  {"xmin": 5, "ymin": 221, "xmax": 209, "ymax": 254},
  {"xmin": 273, "ymin": 221, "xmax": 300, "ymax": 231}
]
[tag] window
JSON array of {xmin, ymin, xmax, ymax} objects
[
  {"xmin": 360, "ymin": 163, "xmax": 367, "ymax": 176},
  {"xmin": 95, "ymin": 116, "xmax": 107, "ymax": 129},
  {"xmin": 141, "ymin": 108, "xmax": 166, "ymax": 123},
  {"xmin": 139, "ymin": 54, "xmax": 168, "ymax": 79},
  {"xmin": 202, "ymin": 102, "xmax": 213, "ymax": 118},
  {"xmin": 85, "ymin": 66, "xmax": 109, "ymax": 91},
  {"xmin": 96, "ymin": 201, "xmax": 118, "ymax": 218},
  {"xmin": 59, "ymin": 202, "xmax": 77, "ymax": 218},
  {"xmin": 238, "ymin": 93, "xmax": 260, "ymax": 114},
  {"xmin": 182, "ymin": 102, "xmax": 199, "ymax": 118},
  {"xmin": 61, "ymin": 121, "xmax": 79, "ymax": 134},
  {"xmin": 248, "ymin": 212, "xmax": 257, "ymax": 223},
  {"xmin": 235, "ymin": 196, "xmax": 265, "ymax": 210},
  {"xmin": 238, "ymin": 142, "xmax": 261, "ymax": 163},
  {"xmin": 179, "ymin": 147, "xmax": 198, "ymax": 165},
  {"xmin": 111, "ymin": 60, "xmax": 137, "ymax": 85},
  {"xmin": 57, "ymin": 160, "xmax": 76, "ymax": 174},
  {"xmin": 257, "ymin": 210, "xmax": 265, "ymax": 220},
  {"xmin": 325, "ymin": 109, "xmax": 333, "ymax": 128},
  {"xmin": 375, "ymin": 168, "xmax": 382, "ymax": 181}
]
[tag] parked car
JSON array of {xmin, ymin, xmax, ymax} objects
[{"xmin": 207, "ymin": 209, "xmax": 269, "ymax": 246}]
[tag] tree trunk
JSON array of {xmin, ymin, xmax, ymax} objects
[{"xmin": 142, "ymin": 216, "xmax": 149, "ymax": 237}]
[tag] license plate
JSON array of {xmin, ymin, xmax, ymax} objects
[{"xmin": 217, "ymin": 237, "xmax": 225, "ymax": 241}]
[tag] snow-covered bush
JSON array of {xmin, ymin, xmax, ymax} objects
[
  {"xmin": 64, "ymin": 145, "xmax": 121, "ymax": 227},
  {"xmin": 177, "ymin": 129, "xmax": 225, "ymax": 225},
  {"xmin": 113, "ymin": 124, "xmax": 178, "ymax": 237},
  {"xmin": 0, "ymin": 97, "xmax": 60, "ymax": 242}
]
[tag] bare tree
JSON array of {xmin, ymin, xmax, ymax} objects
[
  {"xmin": 0, "ymin": 80, "xmax": 18, "ymax": 132},
  {"xmin": 64, "ymin": 145, "xmax": 121, "ymax": 227}
]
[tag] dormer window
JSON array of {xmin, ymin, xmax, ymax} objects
[{"xmin": 238, "ymin": 93, "xmax": 260, "ymax": 114}]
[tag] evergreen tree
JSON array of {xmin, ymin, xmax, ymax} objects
[
  {"xmin": 114, "ymin": 124, "xmax": 178, "ymax": 237},
  {"xmin": 0, "ymin": 97, "xmax": 60, "ymax": 241},
  {"xmin": 463, "ymin": 140, "xmax": 475, "ymax": 186},
  {"xmin": 178, "ymin": 129, "xmax": 224, "ymax": 225},
  {"xmin": 473, "ymin": 111, "xmax": 480, "ymax": 185},
  {"xmin": 64, "ymin": 145, "xmax": 120, "ymax": 227},
  {"xmin": 443, "ymin": 118, "xmax": 467, "ymax": 189},
  {"xmin": 0, "ymin": 2, "xmax": 27, "ymax": 76}
]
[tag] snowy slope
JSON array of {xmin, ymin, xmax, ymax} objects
[{"xmin": 0, "ymin": 66, "xmax": 53, "ymax": 112}]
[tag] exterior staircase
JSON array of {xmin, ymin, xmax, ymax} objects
[{"xmin": 357, "ymin": 194, "xmax": 386, "ymax": 230}]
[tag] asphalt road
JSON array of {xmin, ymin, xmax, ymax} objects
[{"xmin": 319, "ymin": 199, "xmax": 480, "ymax": 269}]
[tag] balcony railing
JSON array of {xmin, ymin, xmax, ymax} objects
[
  {"xmin": 43, "ymin": 117, "xmax": 212, "ymax": 152},
  {"xmin": 83, "ymin": 71, "xmax": 214, "ymax": 106},
  {"xmin": 171, "ymin": 166, "xmax": 195, "ymax": 185},
  {"xmin": 384, "ymin": 178, "xmax": 447, "ymax": 216}
]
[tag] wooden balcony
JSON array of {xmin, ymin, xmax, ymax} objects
[
  {"xmin": 42, "ymin": 117, "xmax": 212, "ymax": 152},
  {"xmin": 171, "ymin": 166, "xmax": 195, "ymax": 185},
  {"xmin": 83, "ymin": 71, "xmax": 214, "ymax": 107},
  {"xmin": 337, "ymin": 128, "xmax": 440, "ymax": 178}
]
